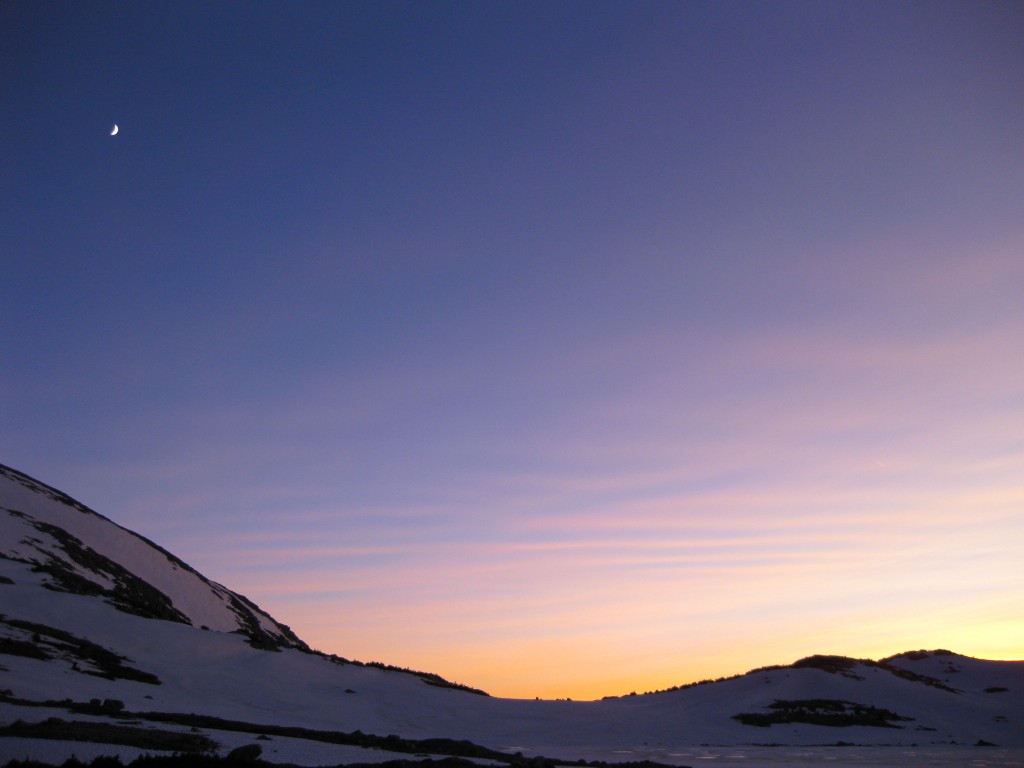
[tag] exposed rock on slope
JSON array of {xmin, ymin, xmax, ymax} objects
[{"xmin": 0, "ymin": 463, "xmax": 305, "ymax": 650}]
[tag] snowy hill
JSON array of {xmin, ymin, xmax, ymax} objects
[
  {"xmin": 0, "ymin": 463, "xmax": 306, "ymax": 650},
  {"xmin": 2, "ymin": 462, "xmax": 1022, "ymax": 766}
]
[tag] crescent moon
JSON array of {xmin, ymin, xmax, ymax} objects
[{"xmin": 110, "ymin": 124, "xmax": 119, "ymax": 136}]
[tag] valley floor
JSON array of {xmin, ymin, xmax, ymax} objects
[
  {"xmin": 526, "ymin": 745, "xmax": 1024, "ymax": 768},
  {"xmin": 4, "ymin": 739, "xmax": 1024, "ymax": 768}
]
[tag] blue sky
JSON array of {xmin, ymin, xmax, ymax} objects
[{"xmin": 3, "ymin": 1, "xmax": 1023, "ymax": 698}]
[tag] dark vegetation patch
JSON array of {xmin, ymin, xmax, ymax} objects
[
  {"xmin": 0, "ymin": 636, "xmax": 51, "ymax": 660},
  {"xmin": 0, "ymin": 465, "xmax": 99, "ymax": 517},
  {"xmin": 0, "ymin": 756, "xmax": 683, "ymax": 768},
  {"xmin": 0, "ymin": 700, "xmax": 506, "ymax": 762},
  {"xmin": 12, "ymin": 511, "xmax": 191, "ymax": 626},
  {"xmin": 791, "ymin": 655, "xmax": 959, "ymax": 692},
  {"xmin": 792, "ymin": 655, "xmax": 861, "ymax": 676},
  {"xmin": 601, "ymin": 665, "xmax": 786, "ymax": 699},
  {"xmin": 315, "ymin": 651, "xmax": 489, "ymax": 696},
  {"xmin": 0, "ymin": 615, "xmax": 160, "ymax": 684},
  {"xmin": 222, "ymin": 591, "xmax": 307, "ymax": 652},
  {"xmin": 792, "ymin": 655, "xmax": 856, "ymax": 671},
  {"xmin": 0, "ymin": 692, "xmax": 132, "ymax": 716},
  {"xmin": 0, "ymin": 719, "xmax": 216, "ymax": 752},
  {"xmin": 882, "ymin": 649, "xmax": 955, "ymax": 662},
  {"xmin": 871, "ymin": 662, "xmax": 958, "ymax": 693},
  {"xmin": 604, "ymin": 651, "xmax": 959, "ymax": 698},
  {"xmin": 0, "ymin": 699, "xmax": 678, "ymax": 768},
  {"xmin": 130, "ymin": 712, "xmax": 514, "ymax": 760},
  {"xmin": 2, "ymin": 756, "xmax": 683, "ymax": 768},
  {"xmin": 732, "ymin": 699, "xmax": 914, "ymax": 728}
]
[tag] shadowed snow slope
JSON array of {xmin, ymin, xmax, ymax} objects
[
  {"xmin": 0, "ymin": 463, "xmax": 305, "ymax": 649},
  {"xmin": 1, "ymin": 462, "xmax": 1022, "ymax": 765}
]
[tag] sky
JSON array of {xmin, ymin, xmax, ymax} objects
[{"xmin": 2, "ymin": 0, "xmax": 1023, "ymax": 700}]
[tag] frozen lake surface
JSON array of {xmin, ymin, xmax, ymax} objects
[
  {"xmin": 4, "ymin": 742, "xmax": 1023, "ymax": 768},
  {"xmin": 519, "ymin": 746, "xmax": 1024, "ymax": 767}
]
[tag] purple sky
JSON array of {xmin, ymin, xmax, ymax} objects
[{"xmin": 3, "ymin": 1, "xmax": 1023, "ymax": 698}]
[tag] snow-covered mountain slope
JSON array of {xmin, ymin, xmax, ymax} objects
[
  {"xmin": 0, "ymin": 463, "xmax": 305, "ymax": 649},
  {"xmin": 2, "ymin": 462, "xmax": 1022, "ymax": 766}
]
